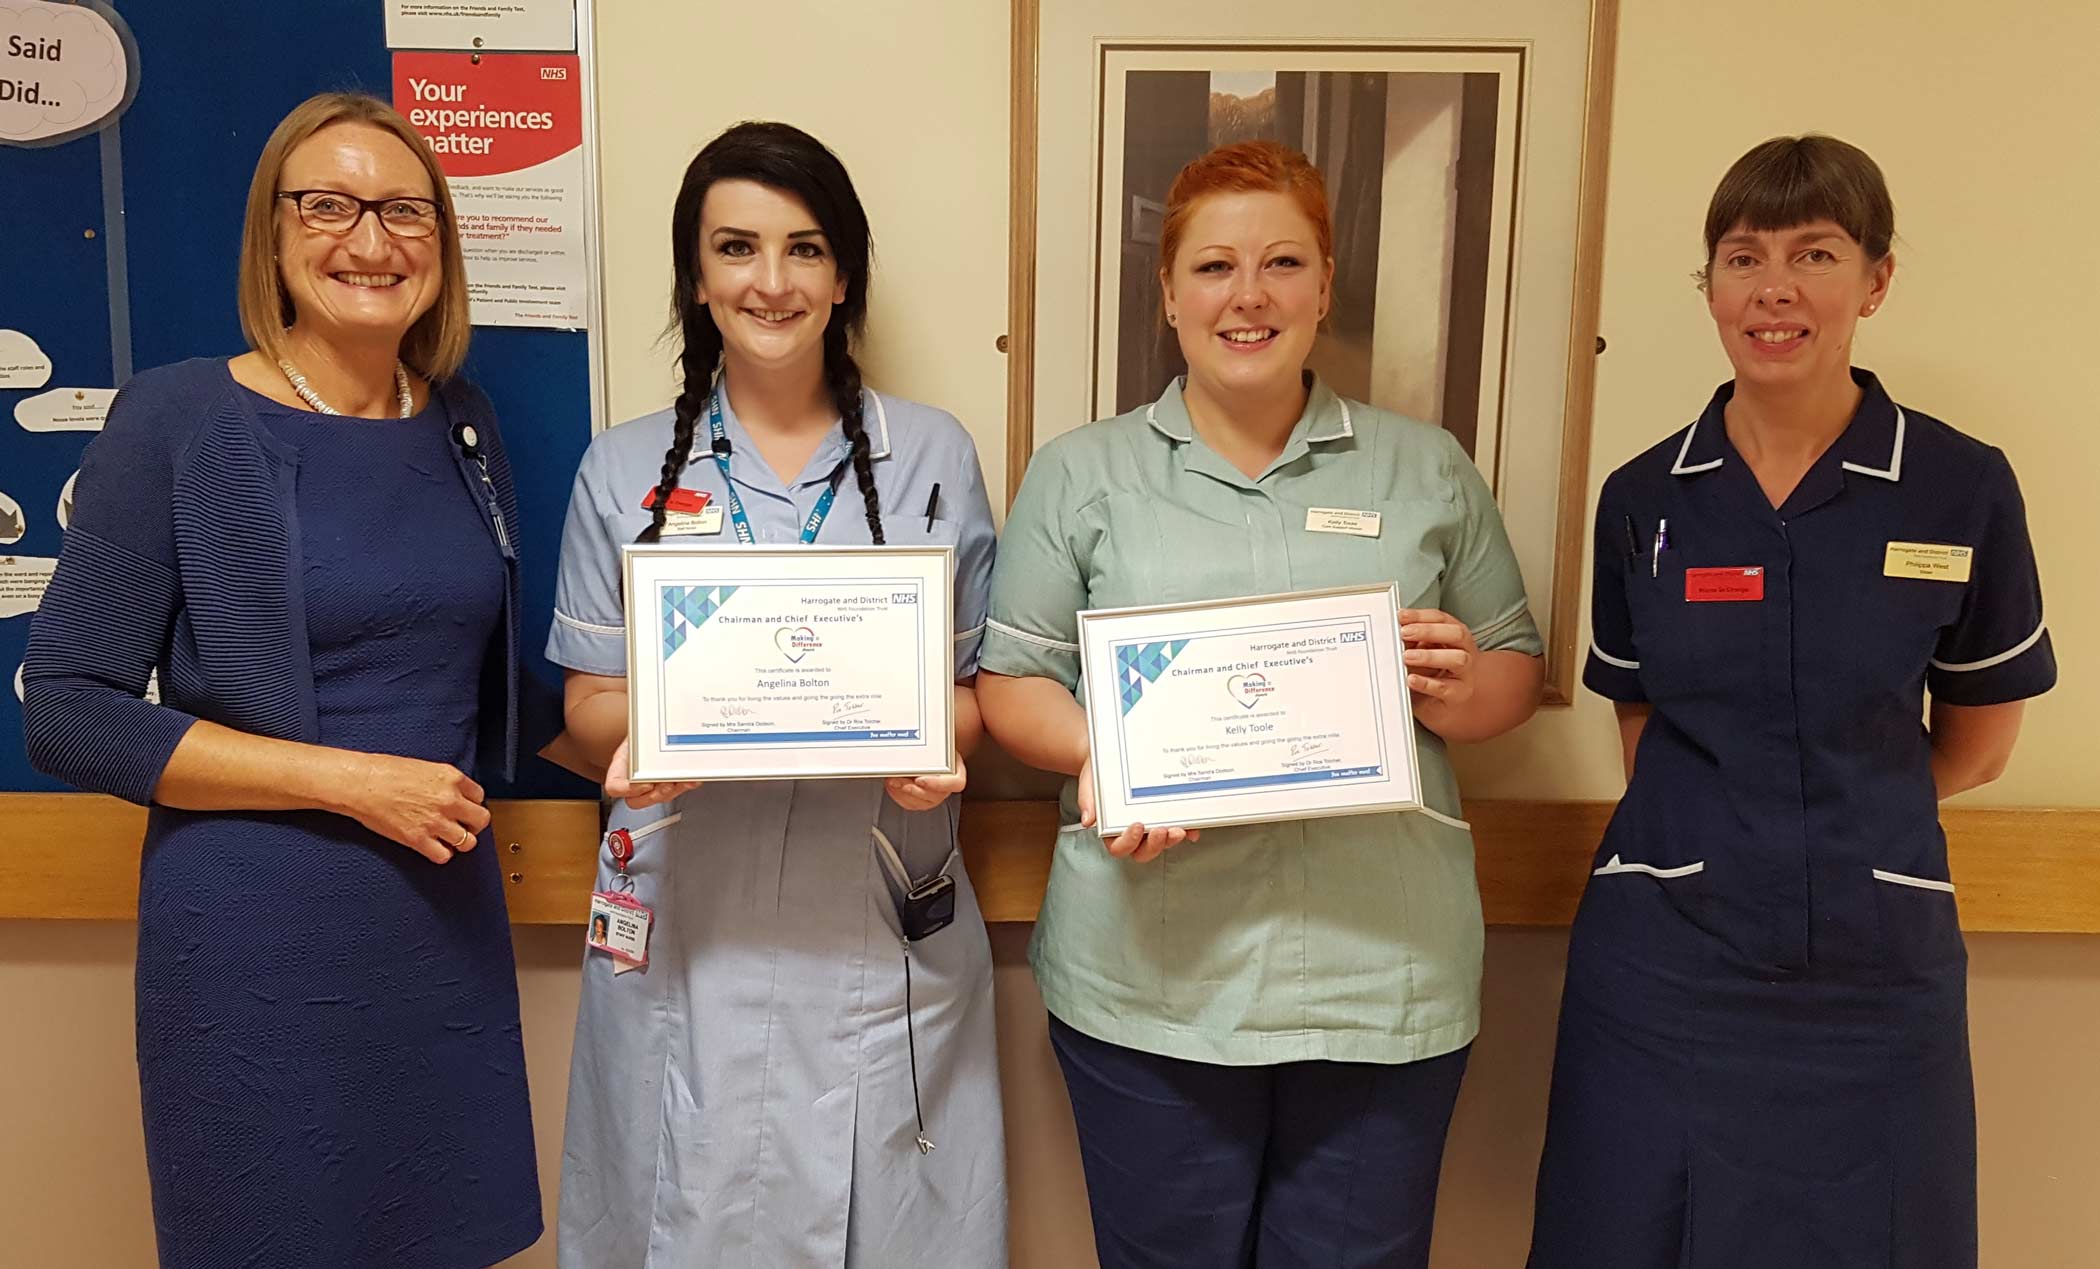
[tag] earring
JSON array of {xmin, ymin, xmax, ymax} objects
[{"xmin": 1166, "ymin": 314, "xmax": 1177, "ymax": 327}]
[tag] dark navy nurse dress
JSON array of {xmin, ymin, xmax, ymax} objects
[
  {"xmin": 1528, "ymin": 370, "xmax": 2055, "ymax": 1269},
  {"xmin": 132, "ymin": 389, "xmax": 541, "ymax": 1268}
]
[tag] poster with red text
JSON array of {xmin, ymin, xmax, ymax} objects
[{"xmin": 393, "ymin": 52, "xmax": 587, "ymax": 328}]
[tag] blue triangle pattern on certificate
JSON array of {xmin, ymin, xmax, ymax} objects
[
  {"xmin": 660, "ymin": 585, "xmax": 739, "ymax": 659},
  {"xmin": 1114, "ymin": 639, "xmax": 1189, "ymax": 715}
]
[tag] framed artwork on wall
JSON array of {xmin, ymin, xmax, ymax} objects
[{"xmin": 1006, "ymin": 0, "xmax": 1619, "ymax": 704}]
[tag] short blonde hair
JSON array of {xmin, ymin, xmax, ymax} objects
[{"xmin": 237, "ymin": 92, "xmax": 471, "ymax": 380}]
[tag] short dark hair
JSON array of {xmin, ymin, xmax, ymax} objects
[{"xmin": 1702, "ymin": 134, "xmax": 1894, "ymax": 281}]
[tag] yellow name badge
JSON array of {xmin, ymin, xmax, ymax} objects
[
  {"xmin": 1305, "ymin": 507, "xmax": 1382, "ymax": 538},
  {"xmin": 1883, "ymin": 541, "xmax": 1973, "ymax": 582}
]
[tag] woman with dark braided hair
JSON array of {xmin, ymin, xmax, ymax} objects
[{"xmin": 541, "ymin": 122, "xmax": 1006, "ymax": 1267}]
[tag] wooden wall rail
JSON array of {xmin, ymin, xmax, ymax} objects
[{"xmin": 1, "ymin": 795, "xmax": 2095, "ymax": 932}]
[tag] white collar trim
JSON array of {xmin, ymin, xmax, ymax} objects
[
  {"xmin": 1145, "ymin": 395, "xmax": 1352, "ymax": 444},
  {"xmin": 1839, "ymin": 406, "xmax": 1903, "ymax": 481},
  {"xmin": 1304, "ymin": 398, "xmax": 1354, "ymax": 442},
  {"xmin": 1670, "ymin": 419, "xmax": 1724, "ymax": 475},
  {"xmin": 864, "ymin": 391, "xmax": 891, "ymax": 460}
]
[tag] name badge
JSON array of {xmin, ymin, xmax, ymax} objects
[
  {"xmin": 661, "ymin": 506, "xmax": 724, "ymax": 537},
  {"xmin": 587, "ymin": 890, "xmax": 653, "ymax": 968},
  {"xmin": 1305, "ymin": 507, "xmax": 1381, "ymax": 538},
  {"xmin": 1884, "ymin": 541, "xmax": 1973, "ymax": 582},
  {"xmin": 1685, "ymin": 566, "xmax": 1764, "ymax": 602},
  {"xmin": 641, "ymin": 486, "xmax": 711, "ymax": 514}
]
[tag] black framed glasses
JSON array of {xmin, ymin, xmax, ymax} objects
[{"xmin": 277, "ymin": 189, "xmax": 443, "ymax": 239}]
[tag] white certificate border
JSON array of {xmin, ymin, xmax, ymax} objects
[
  {"xmin": 1078, "ymin": 584, "xmax": 1423, "ymax": 834},
  {"xmin": 621, "ymin": 544, "xmax": 957, "ymax": 781}
]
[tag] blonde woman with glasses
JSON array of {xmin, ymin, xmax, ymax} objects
[{"xmin": 23, "ymin": 92, "xmax": 541, "ymax": 1268}]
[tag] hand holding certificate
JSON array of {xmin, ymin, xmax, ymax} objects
[
  {"xmin": 622, "ymin": 545, "xmax": 956, "ymax": 782},
  {"xmin": 1078, "ymin": 585, "xmax": 1423, "ymax": 837}
]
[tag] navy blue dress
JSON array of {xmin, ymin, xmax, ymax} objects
[
  {"xmin": 131, "ymin": 391, "xmax": 540, "ymax": 1267},
  {"xmin": 1528, "ymin": 371, "xmax": 2055, "ymax": 1269}
]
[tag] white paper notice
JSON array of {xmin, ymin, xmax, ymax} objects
[
  {"xmin": 384, "ymin": 0, "xmax": 576, "ymax": 53},
  {"xmin": 0, "ymin": 329, "xmax": 53, "ymax": 388},
  {"xmin": 54, "ymin": 470, "xmax": 74, "ymax": 530},
  {"xmin": 0, "ymin": 490, "xmax": 23, "ymax": 544},
  {"xmin": 15, "ymin": 386, "xmax": 114, "ymax": 432},
  {"xmin": 394, "ymin": 53, "xmax": 587, "ymax": 329},
  {"xmin": 0, "ymin": 555, "xmax": 57, "ymax": 618},
  {"xmin": 0, "ymin": 0, "xmax": 136, "ymax": 146}
]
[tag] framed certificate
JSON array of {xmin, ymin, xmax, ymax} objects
[
  {"xmin": 622, "ymin": 544, "xmax": 956, "ymax": 781},
  {"xmin": 1078, "ymin": 585, "xmax": 1422, "ymax": 835}
]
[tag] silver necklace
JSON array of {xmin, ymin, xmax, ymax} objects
[{"xmin": 277, "ymin": 358, "xmax": 413, "ymax": 418}]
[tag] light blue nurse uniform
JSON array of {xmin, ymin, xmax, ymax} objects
[{"xmin": 547, "ymin": 387, "xmax": 1007, "ymax": 1268}]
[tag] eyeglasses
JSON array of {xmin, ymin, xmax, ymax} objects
[{"xmin": 277, "ymin": 189, "xmax": 443, "ymax": 239}]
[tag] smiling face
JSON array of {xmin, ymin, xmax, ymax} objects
[
  {"xmin": 1705, "ymin": 218, "xmax": 1892, "ymax": 392},
  {"xmin": 693, "ymin": 178, "xmax": 848, "ymax": 377},
  {"xmin": 274, "ymin": 122, "xmax": 444, "ymax": 350},
  {"xmin": 1159, "ymin": 190, "xmax": 1333, "ymax": 409}
]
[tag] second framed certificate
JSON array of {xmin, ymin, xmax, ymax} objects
[
  {"xmin": 1078, "ymin": 585, "xmax": 1422, "ymax": 835},
  {"xmin": 622, "ymin": 545, "xmax": 955, "ymax": 782}
]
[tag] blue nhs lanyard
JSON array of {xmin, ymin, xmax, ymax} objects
[{"xmin": 706, "ymin": 391, "xmax": 846, "ymax": 545}]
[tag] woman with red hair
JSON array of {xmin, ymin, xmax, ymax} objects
[{"xmin": 979, "ymin": 140, "xmax": 1543, "ymax": 1267}]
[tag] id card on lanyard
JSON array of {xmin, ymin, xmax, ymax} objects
[{"xmin": 708, "ymin": 392, "xmax": 848, "ymax": 545}]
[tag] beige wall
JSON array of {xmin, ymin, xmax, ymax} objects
[
  {"xmin": 591, "ymin": 0, "xmax": 1014, "ymax": 499},
  {"xmin": 4, "ymin": 1, "xmax": 2097, "ymax": 1266}
]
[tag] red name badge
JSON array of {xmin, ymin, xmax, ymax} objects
[
  {"xmin": 1685, "ymin": 566, "xmax": 1765, "ymax": 602},
  {"xmin": 641, "ymin": 487, "xmax": 711, "ymax": 514}
]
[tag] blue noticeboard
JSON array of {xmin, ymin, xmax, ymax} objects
[{"xmin": 0, "ymin": 0, "xmax": 592, "ymax": 798}]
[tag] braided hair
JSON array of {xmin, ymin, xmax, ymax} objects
[{"xmin": 637, "ymin": 121, "xmax": 881, "ymax": 545}]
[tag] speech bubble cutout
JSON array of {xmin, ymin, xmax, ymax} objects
[
  {"xmin": 55, "ymin": 469, "xmax": 75, "ymax": 530},
  {"xmin": 0, "ymin": 329, "xmax": 53, "ymax": 389},
  {"xmin": 0, "ymin": 1, "xmax": 138, "ymax": 147},
  {"xmin": 11, "ymin": 661, "xmax": 20, "ymax": 702},
  {"xmin": 16, "ymin": 386, "xmax": 114, "ymax": 432},
  {"xmin": 0, "ymin": 490, "xmax": 22, "ymax": 545},
  {"xmin": 0, "ymin": 555, "xmax": 58, "ymax": 618}
]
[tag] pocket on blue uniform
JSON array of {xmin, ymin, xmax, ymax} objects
[{"xmin": 1872, "ymin": 867, "xmax": 1967, "ymax": 982}]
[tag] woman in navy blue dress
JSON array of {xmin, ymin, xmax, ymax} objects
[
  {"xmin": 23, "ymin": 93, "xmax": 540, "ymax": 1267},
  {"xmin": 1527, "ymin": 136, "xmax": 2054, "ymax": 1268}
]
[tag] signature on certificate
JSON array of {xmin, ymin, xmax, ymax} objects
[
  {"xmin": 830, "ymin": 699, "xmax": 869, "ymax": 719},
  {"xmin": 720, "ymin": 703, "xmax": 758, "ymax": 719},
  {"xmin": 1289, "ymin": 739, "xmax": 1330, "ymax": 760},
  {"xmin": 1175, "ymin": 751, "xmax": 1221, "ymax": 771}
]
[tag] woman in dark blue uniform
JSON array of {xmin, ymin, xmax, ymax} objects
[{"xmin": 1527, "ymin": 135, "xmax": 2054, "ymax": 1269}]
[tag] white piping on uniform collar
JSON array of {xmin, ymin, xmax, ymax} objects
[
  {"xmin": 1839, "ymin": 406, "xmax": 1904, "ymax": 481},
  {"xmin": 1304, "ymin": 398, "xmax": 1354, "ymax": 442},
  {"xmin": 1669, "ymin": 419, "xmax": 1724, "ymax": 475},
  {"xmin": 865, "ymin": 391, "xmax": 891, "ymax": 460},
  {"xmin": 1144, "ymin": 401, "xmax": 1192, "ymax": 442},
  {"xmin": 1144, "ymin": 396, "xmax": 1353, "ymax": 443}
]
